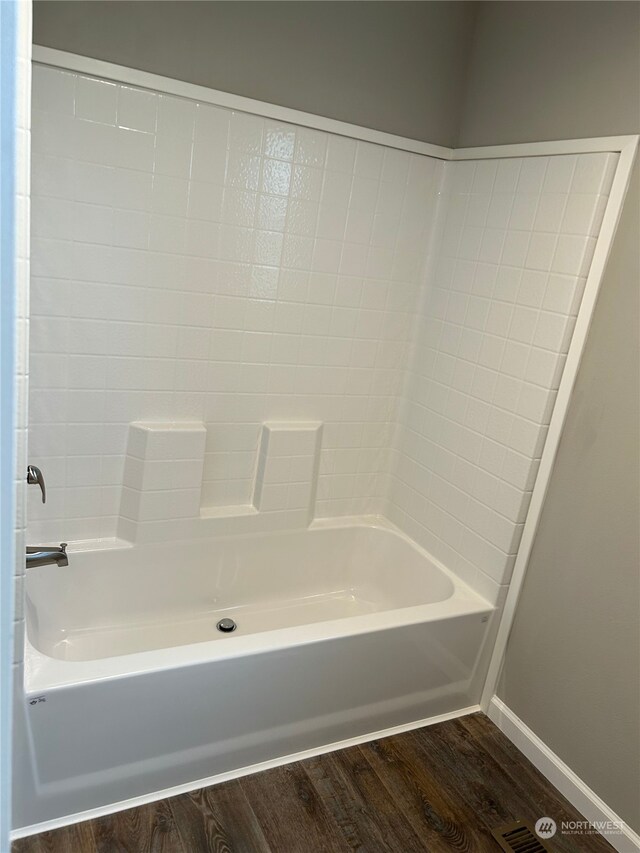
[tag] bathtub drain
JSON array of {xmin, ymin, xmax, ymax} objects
[{"xmin": 216, "ymin": 618, "xmax": 237, "ymax": 633}]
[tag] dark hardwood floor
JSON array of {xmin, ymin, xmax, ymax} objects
[{"xmin": 13, "ymin": 713, "xmax": 615, "ymax": 853}]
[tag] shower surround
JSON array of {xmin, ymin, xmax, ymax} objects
[
  {"xmin": 27, "ymin": 64, "xmax": 617, "ymax": 606},
  {"xmin": 29, "ymin": 64, "xmax": 442, "ymax": 547},
  {"xmin": 13, "ymin": 55, "xmax": 632, "ymax": 835},
  {"xmin": 388, "ymin": 152, "xmax": 616, "ymax": 594}
]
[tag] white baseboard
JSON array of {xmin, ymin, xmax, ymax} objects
[
  {"xmin": 489, "ymin": 697, "xmax": 640, "ymax": 853},
  {"xmin": 12, "ymin": 704, "xmax": 479, "ymax": 840}
]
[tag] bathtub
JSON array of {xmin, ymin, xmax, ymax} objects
[{"xmin": 19, "ymin": 521, "xmax": 494, "ymax": 828}]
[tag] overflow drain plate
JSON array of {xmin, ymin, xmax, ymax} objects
[{"xmin": 216, "ymin": 618, "xmax": 237, "ymax": 634}]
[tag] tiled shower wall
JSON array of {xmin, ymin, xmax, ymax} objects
[
  {"xmin": 27, "ymin": 64, "xmax": 617, "ymax": 603},
  {"xmin": 11, "ymin": 6, "xmax": 31, "ymax": 669},
  {"xmin": 28, "ymin": 65, "xmax": 442, "ymax": 542},
  {"xmin": 387, "ymin": 153, "xmax": 617, "ymax": 598}
]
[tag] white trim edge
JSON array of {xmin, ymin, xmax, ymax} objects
[
  {"xmin": 453, "ymin": 136, "xmax": 639, "ymax": 159},
  {"xmin": 488, "ymin": 698, "xmax": 640, "ymax": 853},
  {"xmin": 11, "ymin": 704, "xmax": 479, "ymax": 840},
  {"xmin": 32, "ymin": 46, "xmax": 453, "ymax": 160},
  {"xmin": 480, "ymin": 134, "xmax": 639, "ymax": 708}
]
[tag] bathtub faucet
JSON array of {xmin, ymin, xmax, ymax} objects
[{"xmin": 26, "ymin": 543, "xmax": 68, "ymax": 568}]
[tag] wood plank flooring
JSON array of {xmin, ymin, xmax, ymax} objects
[{"xmin": 13, "ymin": 713, "xmax": 615, "ymax": 853}]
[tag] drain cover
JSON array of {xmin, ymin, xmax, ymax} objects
[
  {"xmin": 216, "ymin": 618, "xmax": 237, "ymax": 633},
  {"xmin": 491, "ymin": 821, "xmax": 551, "ymax": 852}
]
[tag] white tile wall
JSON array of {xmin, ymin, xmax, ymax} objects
[
  {"xmin": 11, "ymin": 1, "xmax": 31, "ymax": 671},
  {"xmin": 28, "ymin": 66, "xmax": 617, "ymax": 607},
  {"xmin": 387, "ymin": 153, "xmax": 618, "ymax": 598},
  {"xmin": 28, "ymin": 65, "xmax": 443, "ymax": 543}
]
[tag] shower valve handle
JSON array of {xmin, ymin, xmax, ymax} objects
[{"xmin": 27, "ymin": 465, "xmax": 46, "ymax": 503}]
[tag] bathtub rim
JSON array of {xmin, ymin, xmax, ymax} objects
[{"xmin": 24, "ymin": 517, "xmax": 494, "ymax": 695}]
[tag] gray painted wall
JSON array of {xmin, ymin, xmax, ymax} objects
[
  {"xmin": 32, "ymin": 0, "xmax": 476, "ymax": 147},
  {"xmin": 459, "ymin": 1, "xmax": 640, "ymax": 145},
  {"xmin": 459, "ymin": 1, "xmax": 640, "ymax": 833}
]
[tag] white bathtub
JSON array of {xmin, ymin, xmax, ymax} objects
[{"xmin": 19, "ymin": 521, "xmax": 494, "ymax": 829}]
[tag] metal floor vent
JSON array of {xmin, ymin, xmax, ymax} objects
[{"xmin": 491, "ymin": 821, "xmax": 552, "ymax": 852}]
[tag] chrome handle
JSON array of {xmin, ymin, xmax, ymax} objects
[{"xmin": 27, "ymin": 465, "xmax": 46, "ymax": 503}]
